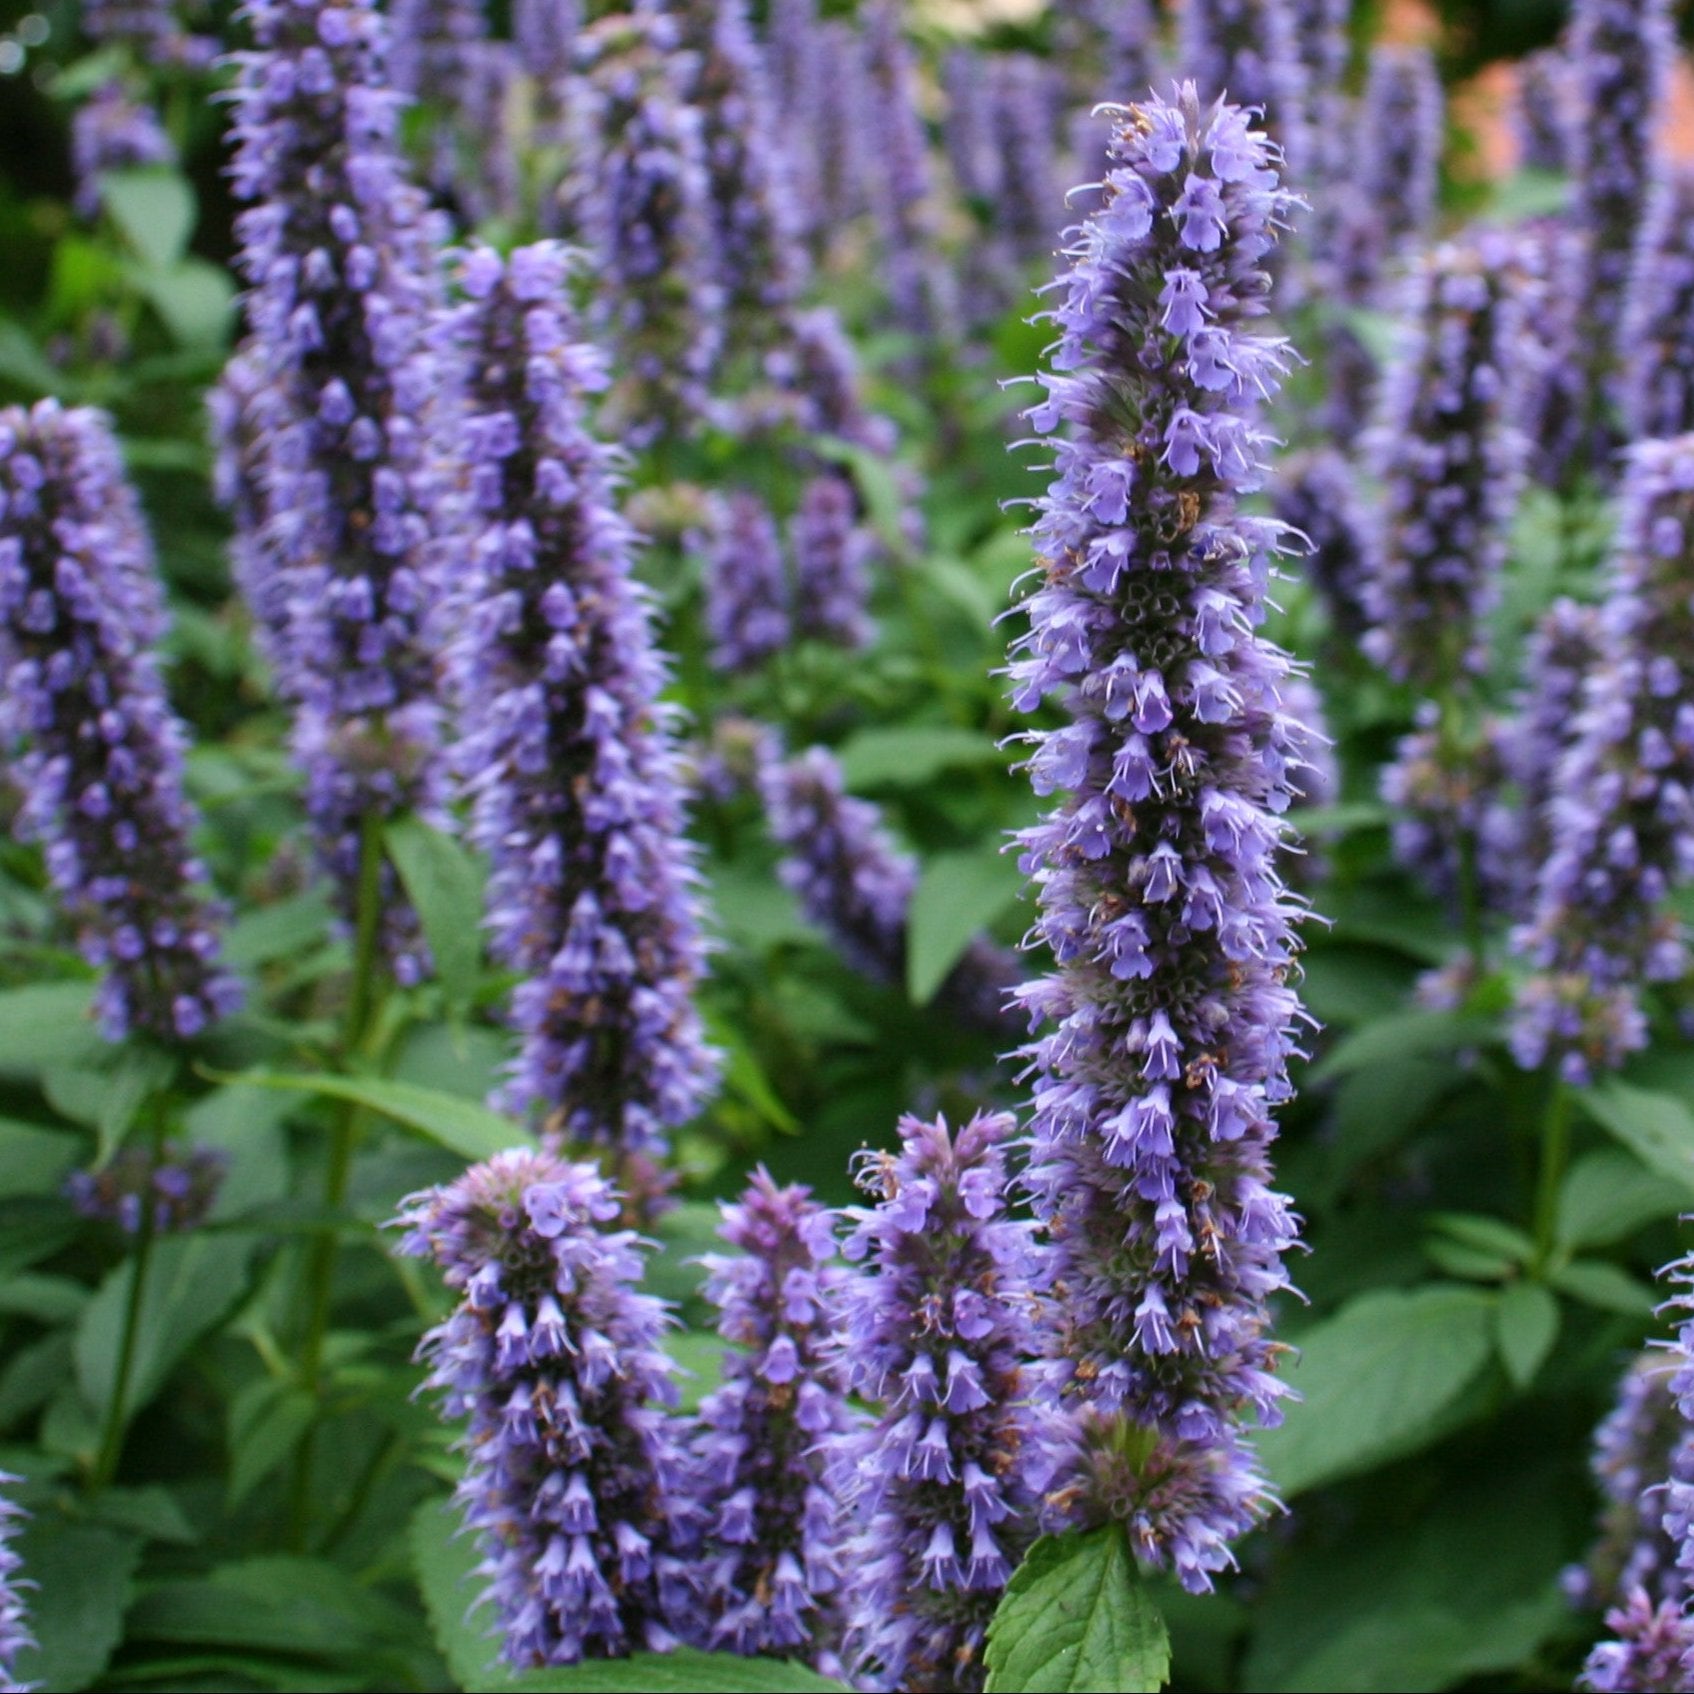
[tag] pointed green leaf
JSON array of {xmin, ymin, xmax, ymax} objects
[
  {"xmin": 1494, "ymin": 1283, "xmax": 1560, "ymax": 1389},
  {"xmin": 1557, "ymin": 1149, "xmax": 1693, "ymax": 1250},
  {"xmin": 907, "ymin": 846, "xmax": 1022, "ymax": 1005},
  {"xmin": 985, "ymin": 1526, "xmax": 1170, "ymax": 1694},
  {"xmin": 1579, "ymin": 1082, "xmax": 1694, "ymax": 1192},
  {"xmin": 385, "ymin": 818, "xmax": 486, "ymax": 1020},
  {"xmin": 1551, "ymin": 1258, "xmax": 1656, "ymax": 1316},
  {"xmin": 98, "ymin": 168, "xmax": 195, "ymax": 268}
]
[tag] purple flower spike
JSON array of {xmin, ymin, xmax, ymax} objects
[
  {"xmin": 71, "ymin": 83, "xmax": 176, "ymax": 220},
  {"xmin": 0, "ymin": 1480, "xmax": 34, "ymax": 1692},
  {"xmin": 791, "ymin": 473, "xmax": 873, "ymax": 651},
  {"xmin": 834, "ymin": 1110, "xmax": 1042, "ymax": 1694},
  {"xmin": 1511, "ymin": 437, "xmax": 1694, "ymax": 1083},
  {"xmin": 0, "ymin": 401, "xmax": 239, "ymax": 1044},
  {"xmin": 397, "ymin": 1150, "xmax": 701, "ymax": 1667},
  {"xmin": 441, "ymin": 243, "xmax": 718, "ymax": 1153},
  {"xmin": 1363, "ymin": 232, "xmax": 1530, "ymax": 693},
  {"xmin": 1272, "ymin": 447, "xmax": 1371, "ymax": 638},
  {"xmin": 1514, "ymin": 47, "xmax": 1574, "ymax": 175},
  {"xmin": 1007, "ymin": 89, "xmax": 1308, "ymax": 1592},
  {"xmin": 225, "ymin": 0, "xmax": 456, "ymax": 987},
  {"xmin": 562, "ymin": 10, "xmax": 724, "ymax": 446},
  {"xmin": 1622, "ymin": 163, "xmax": 1694, "ymax": 444},
  {"xmin": 694, "ymin": 1170, "xmax": 856, "ymax": 1659},
  {"xmin": 67, "ymin": 1141, "xmax": 227, "ymax": 1237},
  {"xmin": 704, "ymin": 491, "xmax": 791, "ymax": 675},
  {"xmin": 1176, "ymin": 0, "xmax": 1307, "ymax": 175}
]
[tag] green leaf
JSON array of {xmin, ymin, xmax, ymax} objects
[
  {"xmin": 0, "ymin": 1272, "xmax": 89, "ymax": 1323},
  {"xmin": 1579, "ymin": 1082, "xmax": 1694, "ymax": 1192},
  {"xmin": 907, "ymin": 846, "xmax": 1022, "ymax": 1005},
  {"xmin": 10, "ymin": 1518, "xmax": 141, "ymax": 1692},
  {"xmin": 98, "ymin": 167, "xmax": 196, "ymax": 268},
  {"xmin": 0, "ymin": 1117, "xmax": 80, "ymax": 1199},
  {"xmin": 94, "ymin": 1045, "xmax": 178, "ymax": 1165},
  {"xmin": 132, "ymin": 258, "xmax": 236, "ymax": 348},
  {"xmin": 1494, "ymin": 1283, "xmax": 1560, "ymax": 1389},
  {"xmin": 1310, "ymin": 1010, "xmax": 1495, "ymax": 1084},
  {"xmin": 385, "ymin": 818, "xmax": 486, "ymax": 1020},
  {"xmin": 510, "ymin": 1650, "xmax": 848, "ymax": 1692},
  {"xmin": 87, "ymin": 1484, "xmax": 197, "ymax": 1545},
  {"xmin": 815, "ymin": 437, "xmax": 913, "ymax": 563},
  {"xmin": 221, "ymin": 1069, "xmax": 527, "ymax": 1163},
  {"xmin": 1257, "ymin": 1284, "xmax": 1496, "ymax": 1495},
  {"xmin": 708, "ymin": 1019, "xmax": 799, "ymax": 1135},
  {"xmin": 1551, "ymin": 1258, "xmax": 1656, "ymax": 1316},
  {"xmin": 224, "ymin": 891, "xmax": 337, "ymax": 969},
  {"xmin": 226, "ymin": 1378, "xmax": 317, "ymax": 1509},
  {"xmin": 75, "ymin": 1235, "xmax": 252, "ymax": 1430},
  {"xmin": 0, "ymin": 983, "xmax": 100, "ymax": 1080},
  {"xmin": 1557, "ymin": 1149, "xmax": 1693, "ymax": 1250},
  {"xmin": 984, "ymin": 1525, "xmax": 1169, "ymax": 1694},
  {"xmin": 1427, "ymin": 1213, "xmax": 1535, "ymax": 1263},
  {"xmin": 410, "ymin": 1496, "xmax": 519, "ymax": 1691},
  {"xmin": 836, "ymin": 724, "xmax": 1005, "ymax": 789}
]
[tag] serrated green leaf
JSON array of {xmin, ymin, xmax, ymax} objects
[
  {"xmin": 98, "ymin": 168, "xmax": 196, "ymax": 269},
  {"xmin": 1557, "ymin": 1149, "xmax": 1693, "ymax": 1250},
  {"xmin": 1494, "ymin": 1283, "xmax": 1560, "ymax": 1389},
  {"xmin": 984, "ymin": 1526, "xmax": 1169, "ymax": 1694},
  {"xmin": 410, "ymin": 1496, "xmax": 516, "ymax": 1691},
  {"xmin": 220, "ymin": 1069, "xmax": 527, "ymax": 1163},
  {"xmin": 1257, "ymin": 1284, "xmax": 1495, "ymax": 1495},
  {"xmin": 1579, "ymin": 1082, "xmax": 1694, "ymax": 1192},
  {"xmin": 10, "ymin": 1518, "xmax": 141, "ymax": 1692},
  {"xmin": 385, "ymin": 818, "xmax": 486, "ymax": 1020},
  {"xmin": 907, "ymin": 846, "xmax": 1022, "ymax": 1005},
  {"xmin": 1551, "ymin": 1258, "xmax": 1656, "ymax": 1315},
  {"xmin": 836, "ymin": 724, "xmax": 1006, "ymax": 789}
]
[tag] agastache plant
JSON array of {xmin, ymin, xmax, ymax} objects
[
  {"xmin": 703, "ymin": 491, "xmax": 791, "ymax": 675},
  {"xmin": 1512, "ymin": 437, "xmax": 1694, "ymax": 1083},
  {"xmin": 693, "ymin": 1170, "xmax": 855, "ymax": 1659},
  {"xmin": 225, "ymin": 0, "xmax": 453, "ymax": 987},
  {"xmin": 397, "ymin": 1150, "xmax": 699, "ymax": 1666},
  {"xmin": 1621, "ymin": 163, "xmax": 1694, "ymax": 444},
  {"xmin": 1008, "ymin": 89, "xmax": 1308, "ymax": 1589},
  {"xmin": 0, "ymin": 400, "xmax": 238, "ymax": 1043},
  {"xmin": 834, "ymin": 1110, "xmax": 1042, "ymax": 1694},
  {"xmin": 441, "ymin": 243, "xmax": 718, "ymax": 1153}
]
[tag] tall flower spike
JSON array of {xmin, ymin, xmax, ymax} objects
[
  {"xmin": 1289, "ymin": 0, "xmax": 1349, "ymax": 194},
  {"xmin": 397, "ymin": 1150, "xmax": 699, "ymax": 1666},
  {"xmin": 758, "ymin": 743, "xmax": 1019, "ymax": 1038},
  {"xmin": 1272, "ymin": 447, "xmax": 1372, "ymax": 639},
  {"xmin": 1511, "ymin": 436, "xmax": 1694, "ymax": 1084},
  {"xmin": 442, "ymin": 244, "xmax": 718, "ymax": 1152},
  {"xmin": 0, "ymin": 401, "xmax": 239, "ymax": 1043},
  {"xmin": 1008, "ymin": 89, "xmax": 1307, "ymax": 1589},
  {"xmin": 991, "ymin": 55, "xmax": 1066, "ymax": 279},
  {"xmin": 1514, "ymin": 47, "xmax": 1574, "ymax": 175},
  {"xmin": 1362, "ymin": 232, "xmax": 1529, "ymax": 693},
  {"xmin": 703, "ymin": 491, "xmax": 791, "ymax": 676},
  {"xmin": 694, "ymin": 1170, "xmax": 856, "ymax": 1659},
  {"xmin": 226, "ymin": 0, "xmax": 454, "ymax": 986},
  {"xmin": 0, "ymin": 1480, "xmax": 32, "ymax": 1692},
  {"xmin": 1175, "ymin": 0, "xmax": 1307, "ymax": 176},
  {"xmin": 1331, "ymin": 44, "xmax": 1442, "ymax": 303},
  {"xmin": 945, "ymin": 47, "xmax": 1001, "ymax": 212},
  {"xmin": 562, "ymin": 10, "xmax": 724, "ymax": 446},
  {"xmin": 72, "ymin": 83, "xmax": 176, "ymax": 220},
  {"xmin": 1622, "ymin": 162, "xmax": 1694, "ymax": 444},
  {"xmin": 790, "ymin": 473, "xmax": 873, "ymax": 651},
  {"xmin": 834, "ymin": 1110, "xmax": 1042, "ymax": 1694}
]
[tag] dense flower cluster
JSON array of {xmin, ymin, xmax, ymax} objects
[
  {"xmin": 693, "ymin": 1170, "xmax": 855, "ymax": 1658},
  {"xmin": 1512, "ymin": 437, "xmax": 1694, "ymax": 1083},
  {"xmin": 80, "ymin": 0, "xmax": 210, "ymax": 64},
  {"xmin": 397, "ymin": 1150, "xmax": 699, "ymax": 1666},
  {"xmin": 1009, "ymin": 89, "xmax": 1306, "ymax": 1589},
  {"xmin": 562, "ymin": 10, "xmax": 723, "ymax": 445},
  {"xmin": 1514, "ymin": 47, "xmax": 1574, "ymax": 175},
  {"xmin": 71, "ymin": 83, "xmax": 176, "ymax": 220},
  {"xmin": 791, "ymin": 473, "xmax": 873, "ymax": 651},
  {"xmin": 1621, "ymin": 164, "xmax": 1694, "ymax": 445},
  {"xmin": 0, "ymin": 1481, "xmax": 32, "ymax": 1693},
  {"xmin": 704, "ymin": 492, "xmax": 791, "ymax": 675},
  {"xmin": 67, "ymin": 1142, "xmax": 227, "ymax": 1236},
  {"xmin": 1272, "ymin": 447, "xmax": 1371, "ymax": 638},
  {"xmin": 0, "ymin": 401, "xmax": 238, "ymax": 1042},
  {"xmin": 834, "ymin": 1110, "xmax": 1041, "ymax": 1694},
  {"xmin": 441, "ymin": 243, "xmax": 718, "ymax": 1152},
  {"xmin": 1176, "ymin": 0, "xmax": 1305, "ymax": 171},
  {"xmin": 1580, "ymin": 1588, "xmax": 1694, "ymax": 1694},
  {"xmin": 225, "ymin": 0, "xmax": 453, "ymax": 985},
  {"xmin": 1363, "ymin": 232, "xmax": 1528, "ymax": 693}
]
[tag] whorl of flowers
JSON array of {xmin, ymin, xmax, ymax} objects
[
  {"xmin": 833, "ymin": 1110, "xmax": 1042, "ymax": 1694},
  {"xmin": 693, "ymin": 1170, "xmax": 856, "ymax": 1658},
  {"xmin": 1569, "ymin": 0, "xmax": 1672, "ymax": 343},
  {"xmin": 225, "ymin": 0, "xmax": 454, "ymax": 986},
  {"xmin": 0, "ymin": 1480, "xmax": 33, "ymax": 1692},
  {"xmin": 1362, "ymin": 231, "xmax": 1528, "ymax": 693},
  {"xmin": 1008, "ymin": 89, "xmax": 1307, "ymax": 1589},
  {"xmin": 441, "ymin": 243, "xmax": 718, "ymax": 1153},
  {"xmin": 1272, "ymin": 447, "xmax": 1371, "ymax": 639},
  {"xmin": 1622, "ymin": 163, "xmax": 1694, "ymax": 445},
  {"xmin": 1332, "ymin": 45, "xmax": 1442, "ymax": 302},
  {"xmin": 991, "ymin": 55, "xmax": 1066, "ymax": 277},
  {"xmin": 1511, "ymin": 437, "xmax": 1694, "ymax": 1084},
  {"xmin": 1514, "ymin": 47, "xmax": 1574, "ymax": 175},
  {"xmin": 761, "ymin": 308, "xmax": 897, "ymax": 456},
  {"xmin": 388, "ymin": 0, "xmax": 487, "ymax": 104},
  {"xmin": 945, "ymin": 48, "xmax": 1001, "ymax": 211},
  {"xmin": 1580, "ymin": 1589, "xmax": 1694, "ymax": 1694},
  {"xmin": 397, "ymin": 1150, "xmax": 699, "ymax": 1666},
  {"xmin": 0, "ymin": 401, "xmax": 239, "ymax": 1043},
  {"xmin": 1289, "ymin": 0, "xmax": 1349, "ymax": 191},
  {"xmin": 791, "ymin": 472, "xmax": 873, "ymax": 651},
  {"xmin": 703, "ymin": 491, "xmax": 791, "ymax": 675},
  {"xmin": 757, "ymin": 743, "xmax": 1019, "ymax": 1037},
  {"xmin": 513, "ymin": 0, "xmax": 579, "ymax": 87},
  {"xmin": 562, "ymin": 10, "xmax": 724, "ymax": 446},
  {"xmin": 67, "ymin": 1141, "xmax": 227, "ymax": 1236},
  {"xmin": 80, "ymin": 0, "xmax": 209, "ymax": 64},
  {"xmin": 71, "ymin": 83, "xmax": 176, "ymax": 220},
  {"xmin": 1175, "ymin": 0, "xmax": 1306, "ymax": 172}
]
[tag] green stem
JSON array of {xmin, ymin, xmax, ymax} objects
[
  {"xmin": 91, "ymin": 1109, "xmax": 165, "ymax": 1491},
  {"xmin": 1532, "ymin": 1078, "xmax": 1573, "ymax": 1269},
  {"xmin": 288, "ymin": 816, "xmax": 387, "ymax": 1547}
]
